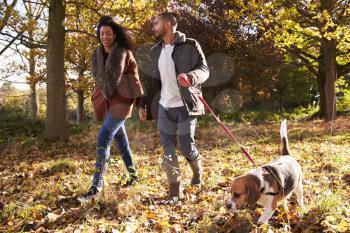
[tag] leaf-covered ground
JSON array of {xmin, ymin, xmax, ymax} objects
[{"xmin": 1, "ymin": 117, "xmax": 349, "ymax": 233}]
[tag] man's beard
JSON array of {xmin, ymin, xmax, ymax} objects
[{"xmin": 154, "ymin": 28, "xmax": 165, "ymax": 40}]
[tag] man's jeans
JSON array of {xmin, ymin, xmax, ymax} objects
[
  {"xmin": 92, "ymin": 113, "xmax": 135, "ymax": 188},
  {"xmin": 158, "ymin": 104, "xmax": 199, "ymax": 184}
]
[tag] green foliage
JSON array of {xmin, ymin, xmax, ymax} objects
[
  {"xmin": 283, "ymin": 105, "xmax": 320, "ymax": 120},
  {"xmin": 273, "ymin": 61, "xmax": 318, "ymax": 109},
  {"xmin": 337, "ymin": 75, "xmax": 350, "ymax": 114},
  {"xmin": 207, "ymin": 105, "xmax": 318, "ymax": 124},
  {"xmin": 0, "ymin": 84, "xmax": 27, "ymax": 111},
  {"xmin": 256, "ymin": 0, "xmax": 350, "ymax": 118},
  {"xmin": 338, "ymin": 89, "xmax": 350, "ymax": 114},
  {"xmin": 0, "ymin": 100, "xmax": 94, "ymax": 152},
  {"xmin": 234, "ymin": 109, "xmax": 281, "ymax": 123},
  {"xmin": 0, "ymin": 106, "xmax": 45, "ymax": 149}
]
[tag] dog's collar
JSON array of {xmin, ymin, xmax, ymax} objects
[{"xmin": 259, "ymin": 187, "xmax": 280, "ymax": 196}]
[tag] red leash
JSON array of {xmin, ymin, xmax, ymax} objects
[{"xmin": 180, "ymin": 76, "xmax": 257, "ymax": 167}]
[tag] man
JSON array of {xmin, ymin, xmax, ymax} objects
[{"xmin": 139, "ymin": 12, "xmax": 209, "ymax": 204}]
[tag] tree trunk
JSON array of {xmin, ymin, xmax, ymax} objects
[
  {"xmin": 323, "ymin": 39, "xmax": 337, "ymax": 121},
  {"xmin": 29, "ymin": 83, "xmax": 38, "ymax": 119},
  {"xmin": 321, "ymin": 0, "xmax": 337, "ymax": 121},
  {"xmin": 44, "ymin": 0, "xmax": 67, "ymax": 140},
  {"xmin": 76, "ymin": 89, "xmax": 85, "ymax": 124}
]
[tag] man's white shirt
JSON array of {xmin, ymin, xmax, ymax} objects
[{"xmin": 158, "ymin": 44, "xmax": 184, "ymax": 108}]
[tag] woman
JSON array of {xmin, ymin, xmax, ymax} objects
[{"xmin": 78, "ymin": 16, "xmax": 144, "ymax": 203}]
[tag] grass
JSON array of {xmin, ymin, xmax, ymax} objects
[
  {"xmin": 41, "ymin": 159, "xmax": 79, "ymax": 177},
  {"xmin": 0, "ymin": 113, "xmax": 349, "ymax": 232},
  {"xmin": 0, "ymin": 106, "xmax": 45, "ymax": 150}
]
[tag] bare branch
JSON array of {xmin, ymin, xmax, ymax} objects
[
  {"xmin": 0, "ymin": 0, "xmax": 18, "ymax": 33},
  {"xmin": 22, "ymin": 0, "xmax": 49, "ymax": 7},
  {"xmin": 14, "ymin": 44, "xmax": 28, "ymax": 67},
  {"xmin": 0, "ymin": 33, "xmax": 22, "ymax": 55},
  {"xmin": 0, "ymin": 0, "xmax": 47, "ymax": 54},
  {"xmin": 1, "ymin": 32, "xmax": 46, "ymax": 49}
]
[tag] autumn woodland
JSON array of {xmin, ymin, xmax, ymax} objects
[{"xmin": 0, "ymin": 0, "xmax": 349, "ymax": 232}]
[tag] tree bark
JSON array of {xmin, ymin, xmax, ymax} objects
[
  {"xmin": 321, "ymin": 0, "xmax": 337, "ymax": 121},
  {"xmin": 323, "ymin": 38, "xmax": 337, "ymax": 121},
  {"xmin": 44, "ymin": 0, "xmax": 67, "ymax": 140},
  {"xmin": 29, "ymin": 83, "xmax": 38, "ymax": 119}
]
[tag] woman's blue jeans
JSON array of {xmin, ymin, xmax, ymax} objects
[{"xmin": 92, "ymin": 113, "xmax": 136, "ymax": 188}]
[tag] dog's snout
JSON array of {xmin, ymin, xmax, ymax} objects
[{"xmin": 226, "ymin": 203, "xmax": 232, "ymax": 209}]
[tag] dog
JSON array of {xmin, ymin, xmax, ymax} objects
[{"xmin": 226, "ymin": 120, "xmax": 304, "ymax": 224}]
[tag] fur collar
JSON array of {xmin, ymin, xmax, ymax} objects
[{"xmin": 91, "ymin": 43, "xmax": 127, "ymax": 99}]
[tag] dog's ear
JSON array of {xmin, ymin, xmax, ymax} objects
[{"xmin": 246, "ymin": 178, "xmax": 260, "ymax": 205}]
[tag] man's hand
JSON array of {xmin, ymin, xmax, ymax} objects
[
  {"xmin": 139, "ymin": 108, "xmax": 147, "ymax": 121},
  {"xmin": 177, "ymin": 73, "xmax": 192, "ymax": 87}
]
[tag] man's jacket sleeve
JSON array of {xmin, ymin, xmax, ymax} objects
[{"xmin": 186, "ymin": 40, "xmax": 209, "ymax": 86}]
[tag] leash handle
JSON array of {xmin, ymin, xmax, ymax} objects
[{"xmin": 179, "ymin": 75, "xmax": 257, "ymax": 167}]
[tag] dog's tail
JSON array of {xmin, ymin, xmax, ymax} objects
[{"xmin": 280, "ymin": 119, "xmax": 290, "ymax": 155}]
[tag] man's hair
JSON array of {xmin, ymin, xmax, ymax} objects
[{"xmin": 158, "ymin": 12, "xmax": 178, "ymax": 26}]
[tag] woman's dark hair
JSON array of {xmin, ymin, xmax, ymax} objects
[{"xmin": 96, "ymin": 16, "xmax": 133, "ymax": 50}]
